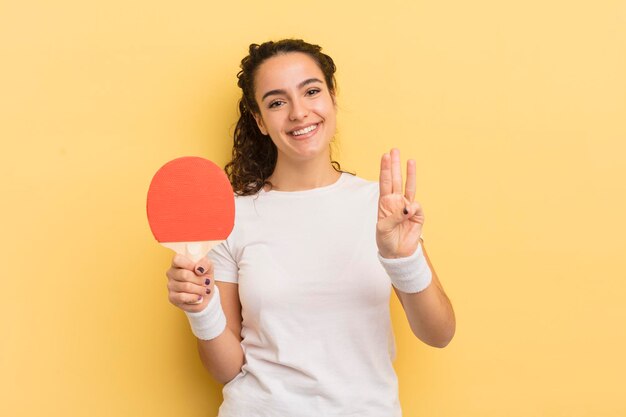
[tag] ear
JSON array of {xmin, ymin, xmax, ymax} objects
[{"xmin": 252, "ymin": 112, "xmax": 268, "ymax": 136}]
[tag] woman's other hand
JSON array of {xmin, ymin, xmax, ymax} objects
[{"xmin": 376, "ymin": 148, "xmax": 425, "ymax": 259}]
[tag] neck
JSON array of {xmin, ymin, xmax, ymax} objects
[{"xmin": 267, "ymin": 154, "xmax": 341, "ymax": 192}]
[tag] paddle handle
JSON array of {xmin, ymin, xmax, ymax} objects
[{"xmin": 160, "ymin": 240, "xmax": 222, "ymax": 262}]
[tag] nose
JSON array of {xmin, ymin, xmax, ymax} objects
[{"xmin": 289, "ymin": 97, "xmax": 309, "ymax": 121}]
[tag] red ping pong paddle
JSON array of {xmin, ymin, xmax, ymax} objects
[{"xmin": 147, "ymin": 156, "xmax": 235, "ymax": 264}]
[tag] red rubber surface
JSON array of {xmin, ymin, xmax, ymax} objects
[{"xmin": 147, "ymin": 156, "xmax": 235, "ymax": 242}]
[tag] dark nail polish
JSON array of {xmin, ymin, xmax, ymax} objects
[
  {"xmin": 196, "ymin": 266, "xmax": 205, "ymax": 274},
  {"xmin": 206, "ymin": 288, "xmax": 211, "ymax": 294},
  {"xmin": 205, "ymin": 278, "xmax": 211, "ymax": 286},
  {"xmin": 403, "ymin": 208, "xmax": 408, "ymax": 215}
]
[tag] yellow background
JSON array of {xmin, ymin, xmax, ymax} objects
[{"xmin": 2, "ymin": 0, "xmax": 625, "ymax": 415}]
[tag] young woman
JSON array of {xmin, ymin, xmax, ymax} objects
[{"xmin": 166, "ymin": 39, "xmax": 455, "ymax": 416}]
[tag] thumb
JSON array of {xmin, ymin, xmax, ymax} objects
[{"xmin": 193, "ymin": 256, "xmax": 213, "ymax": 277}]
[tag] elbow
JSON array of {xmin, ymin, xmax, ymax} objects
[
  {"xmin": 215, "ymin": 371, "xmax": 240, "ymax": 385},
  {"xmin": 430, "ymin": 308, "xmax": 456, "ymax": 348},
  {"xmin": 429, "ymin": 333, "xmax": 454, "ymax": 348},
  {"xmin": 425, "ymin": 330, "xmax": 455, "ymax": 348},
  {"xmin": 202, "ymin": 361, "xmax": 243, "ymax": 385},
  {"xmin": 414, "ymin": 320, "xmax": 456, "ymax": 349}
]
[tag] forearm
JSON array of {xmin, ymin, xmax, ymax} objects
[
  {"xmin": 197, "ymin": 327, "xmax": 245, "ymax": 384},
  {"xmin": 185, "ymin": 283, "xmax": 245, "ymax": 384},
  {"xmin": 382, "ymin": 242, "xmax": 456, "ymax": 347},
  {"xmin": 395, "ymin": 281, "xmax": 455, "ymax": 348}
]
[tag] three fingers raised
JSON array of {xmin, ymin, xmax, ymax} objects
[{"xmin": 379, "ymin": 149, "xmax": 416, "ymax": 201}]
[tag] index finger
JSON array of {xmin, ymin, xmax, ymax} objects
[
  {"xmin": 171, "ymin": 253, "xmax": 196, "ymax": 270},
  {"xmin": 390, "ymin": 148, "xmax": 403, "ymax": 194},
  {"xmin": 379, "ymin": 153, "xmax": 392, "ymax": 196}
]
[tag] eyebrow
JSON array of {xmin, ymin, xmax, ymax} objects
[{"xmin": 261, "ymin": 78, "xmax": 323, "ymax": 101}]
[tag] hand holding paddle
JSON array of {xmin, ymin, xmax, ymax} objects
[
  {"xmin": 166, "ymin": 254, "xmax": 214, "ymax": 313},
  {"xmin": 147, "ymin": 156, "xmax": 235, "ymax": 306}
]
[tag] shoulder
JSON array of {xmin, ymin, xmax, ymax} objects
[
  {"xmin": 231, "ymin": 192, "xmax": 262, "ymax": 214},
  {"xmin": 340, "ymin": 172, "xmax": 379, "ymax": 196}
]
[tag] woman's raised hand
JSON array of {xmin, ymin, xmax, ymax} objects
[
  {"xmin": 376, "ymin": 148, "xmax": 425, "ymax": 259},
  {"xmin": 166, "ymin": 254, "xmax": 215, "ymax": 313}
]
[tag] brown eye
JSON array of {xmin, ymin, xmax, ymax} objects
[
  {"xmin": 306, "ymin": 88, "xmax": 321, "ymax": 96},
  {"xmin": 269, "ymin": 100, "xmax": 285, "ymax": 109}
]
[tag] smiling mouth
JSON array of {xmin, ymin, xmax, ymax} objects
[{"xmin": 289, "ymin": 123, "xmax": 319, "ymax": 137}]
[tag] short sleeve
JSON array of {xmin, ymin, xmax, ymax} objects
[{"xmin": 207, "ymin": 240, "xmax": 238, "ymax": 283}]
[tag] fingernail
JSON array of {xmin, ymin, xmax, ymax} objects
[
  {"xmin": 196, "ymin": 266, "xmax": 205, "ymax": 274},
  {"xmin": 206, "ymin": 288, "xmax": 211, "ymax": 294},
  {"xmin": 403, "ymin": 208, "xmax": 408, "ymax": 215},
  {"xmin": 205, "ymin": 278, "xmax": 211, "ymax": 286}
]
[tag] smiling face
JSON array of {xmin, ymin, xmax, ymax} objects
[{"xmin": 252, "ymin": 52, "xmax": 337, "ymax": 164}]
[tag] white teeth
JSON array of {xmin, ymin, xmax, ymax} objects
[{"xmin": 292, "ymin": 124, "xmax": 318, "ymax": 136}]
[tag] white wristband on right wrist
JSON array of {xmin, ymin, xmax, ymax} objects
[
  {"xmin": 378, "ymin": 242, "xmax": 432, "ymax": 293},
  {"xmin": 184, "ymin": 285, "xmax": 227, "ymax": 341}
]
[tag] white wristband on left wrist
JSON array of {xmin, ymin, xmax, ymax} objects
[{"xmin": 378, "ymin": 242, "xmax": 432, "ymax": 293}]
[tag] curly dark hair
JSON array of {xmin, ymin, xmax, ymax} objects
[{"xmin": 225, "ymin": 39, "xmax": 346, "ymax": 196}]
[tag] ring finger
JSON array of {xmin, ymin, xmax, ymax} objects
[{"xmin": 405, "ymin": 159, "xmax": 416, "ymax": 201}]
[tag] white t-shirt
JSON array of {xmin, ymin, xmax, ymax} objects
[{"xmin": 209, "ymin": 173, "xmax": 401, "ymax": 417}]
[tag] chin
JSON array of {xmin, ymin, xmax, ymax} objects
[{"xmin": 291, "ymin": 140, "xmax": 332, "ymax": 159}]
